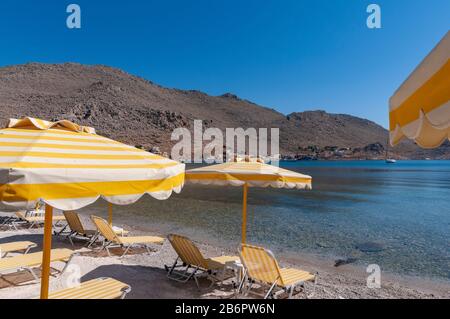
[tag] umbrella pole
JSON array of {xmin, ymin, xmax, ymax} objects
[
  {"xmin": 108, "ymin": 202, "xmax": 113, "ymax": 226},
  {"xmin": 40, "ymin": 204, "xmax": 53, "ymax": 299},
  {"xmin": 241, "ymin": 183, "xmax": 248, "ymax": 244}
]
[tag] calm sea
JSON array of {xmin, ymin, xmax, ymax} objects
[{"xmin": 84, "ymin": 160, "xmax": 450, "ymax": 280}]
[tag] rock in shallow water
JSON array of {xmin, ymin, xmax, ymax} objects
[
  {"xmin": 316, "ymin": 242, "xmax": 332, "ymax": 248},
  {"xmin": 334, "ymin": 258, "xmax": 358, "ymax": 267}
]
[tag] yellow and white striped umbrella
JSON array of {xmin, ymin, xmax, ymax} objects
[
  {"xmin": 0, "ymin": 117, "xmax": 185, "ymax": 210},
  {"xmin": 0, "ymin": 117, "xmax": 185, "ymax": 299},
  {"xmin": 186, "ymin": 160, "xmax": 312, "ymax": 243},
  {"xmin": 186, "ymin": 161, "xmax": 312, "ymax": 189},
  {"xmin": 389, "ymin": 31, "xmax": 450, "ymax": 149}
]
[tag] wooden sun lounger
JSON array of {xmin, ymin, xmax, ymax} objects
[
  {"xmin": 0, "ymin": 248, "xmax": 74, "ymax": 284},
  {"xmin": 42, "ymin": 277, "xmax": 131, "ymax": 299},
  {"xmin": 91, "ymin": 216, "xmax": 164, "ymax": 257},
  {"xmin": 0, "ymin": 241, "xmax": 37, "ymax": 258},
  {"xmin": 239, "ymin": 244, "xmax": 317, "ymax": 299},
  {"xmin": 165, "ymin": 234, "xmax": 239, "ymax": 288}
]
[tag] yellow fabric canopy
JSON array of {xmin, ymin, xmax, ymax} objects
[
  {"xmin": 389, "ymin": 31, "xmax": 450, "ymax": 148},
  {"xmin": 186, "ymin": 160, "xmax": 312, "ymax": 243},
  {"xmin": 0, "ymin": 117, "xmax": 185, "ymax": 210},
  {"xmin": 0, "ymin": 117, "xmax": 185, "ymax": 299}
]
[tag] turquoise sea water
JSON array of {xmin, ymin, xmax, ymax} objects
[{"xmin": 86, "ymin": 160, "xmax": 450, "ymax": 280}]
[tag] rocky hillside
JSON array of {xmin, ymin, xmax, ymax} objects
[{"xmin": 0, "ymin": 63, "xmax": 448, "ymax": 159}]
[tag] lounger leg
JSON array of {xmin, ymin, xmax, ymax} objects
[
  {"xmin": 1, "ymin": 216, "xmax": 12, "ymax": 226},
  {"xmin": 179, "ymin": 266, "xmax": 196, "ymax": 282},
  {"xmin": 66, "ymin": 231, "xmax": 75, "ymax": 246},
  {"xmin": 26, "ymin": 268, "xmax": 39, "ymax": 282},
  {"xmin": 87, "ymin": 232, "xmax": 99, "ymax": 248},
  {"xmin": 99, "ymin": 241, "xmax": 111, "ymax": 256},
  {"xmin": 86, "ymin": 237, "xmax": 94, "ymax": 248},
  {"xmin": 166, "ymin": 260, "xmax": 202, "ymax": 285},
  {"xmin": 264, "ymin": 280, "xmax": 278, "ymax": 299},
  {"xmin": 191, "ymin": 267, "xmax": 201, "ymax": 289},
  {"xmin": 171, "ymin": 264, "xmax": 190, "ymax": 279},
  {"xmin": 165, "ymin": 257, "xmax": 180, "ymax": 275},
  {"xmin": 120, "ymin": 245, "xmax": 132, "ymax": 258},
  {"xmin": 244, "ymin": 281, "xmax": 253, "ymax": 297},
  {"xmin": 55, "ymin": 224, "xmax": 68, "ymax": 235},
  {"xmin": 307, "ymin": 273, "xmax": 318, "ymax": 299},
  {"xmin": 60, "ymin": 255, "xmax": 75, "ymax": 275},
  {"xmin": 103, "ymin": 242, "xmax": 119, "ymax": 257},
  {"xmin": 207, "ymin": 274, "xmax": 217, "ymax": 288},
  {"xmin": 185, "ymin": 268, "xmax": 198, "ymax": 284},
  {"xmin": 194, "ymin": 276, "xmax": 200, "ymax": 289},
  {"xmin": 120, "ymin": 287, "xmax": 131, "ymax": 299},
  {"xmin": 237, "ymin": 269, "xmax": 247, "ymax": 295},
  {"xmin": 288, "ymin": 286, "xmax": 295, "ymax": 299}
]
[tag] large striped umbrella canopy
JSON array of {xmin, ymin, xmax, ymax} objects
[
  {"xmin": 0, "ymin": 117, "xmax": 185, "ymax": 299},
  {"xmin": 389, "ymin": 31, "xmax": 450, "ymax": 149},
  {"xmin": 0, "ymin": 117, "xmax": 184, "ymax": 209},
  {"xmin": 186, "ymin": 160, "xmax": 312, "ymax": 243}
]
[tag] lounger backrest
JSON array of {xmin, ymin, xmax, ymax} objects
[
  {"xmin": 64, "ymin": 211, "xmax": 85, "ymax": 234},
  {"xmin": 91, "ymin": 216, "xmax": 121, "ymax": 244},
  {"xmin": 168, "ymin": 234, "xmax": 208, "ymax": 269},
  {"xmin": 240, "ymin": 244, "xmax": 283, "ymax": 286}
]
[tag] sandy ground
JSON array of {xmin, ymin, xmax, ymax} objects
[{"xmin": 0, "ymin": 213, "xmax": 449, "ymax": 299}]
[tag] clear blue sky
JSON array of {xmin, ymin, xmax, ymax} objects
[{"xmin": 0, "ymin": 0, "xmax": 448, "ymax": 128}]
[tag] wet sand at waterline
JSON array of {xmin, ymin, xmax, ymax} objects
[{"xmin": 0, "ymin": 214, "xmax": 448, "ymax": 299}]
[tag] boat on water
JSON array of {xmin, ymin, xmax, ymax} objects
[{"xmin": 385, "ymin": 138, "xmax": 397, "ymax": 164}]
